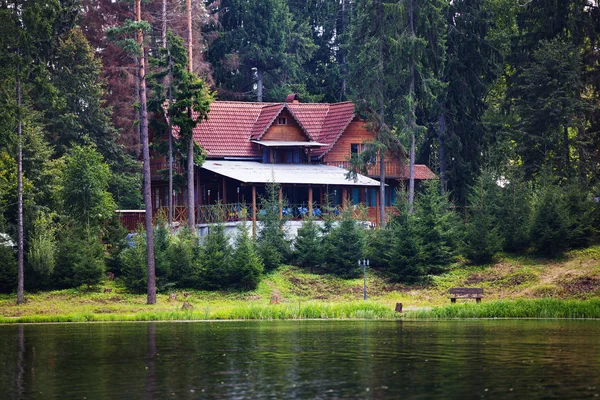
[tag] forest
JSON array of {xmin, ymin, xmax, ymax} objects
[{"xmin": 0, "ymin": 0, "xmax": 599, "ymax": 302}]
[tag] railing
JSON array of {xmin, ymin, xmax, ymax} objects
[
  {"xmin": 152, "ymin": 203, "xmax": 371, "ymax": 225},
  {"xmin": 322, "ymin": 160, "xmax": 409, "ymax": 179},
  {"xmin": 150, "ymin": 162, "xmax": 184, "ymax": 178}
]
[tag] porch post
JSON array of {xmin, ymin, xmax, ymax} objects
[
  {"xmin": 278, "ymin": 186, "xmax": 283, "ymax": 220},
  {"xmin": 308, "ymin": 186, "xmax": 313, "ymax": 218},
  {"xmin": 252, "ymin": 184, "xmax": 257, "ymax": 238},
  {"xmin": 375, "ymin": 189, "xmax": 380, "ymax": 226},
  {"xmin": 342, "ymin": 188, "xmax": 348, "ymax": 207},
  {"xmin": 222, "ymin": 177, "xmax": 227, "ymax": 204}
]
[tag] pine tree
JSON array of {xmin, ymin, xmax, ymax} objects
[
  {"xmin": 530, "ymin": 184, "xmax": 569, "ymax": 257},
  {"xmin": 293, "ymin": 219, "xmax": 323, "ymax": 270},
  {"xmin": 323, "ymin": 207, "xmax": 365, "ymax": 278},
  {"xmin": 256, "ymin": 182, "xmax": 290, "ymax": 271},
  {"xmin": 230, "ymin": 222, "xmax": 264, "ymax": 290},
  {"xmin": 463, "ymin": 171, "xmax": 502, "ymax": 264}
]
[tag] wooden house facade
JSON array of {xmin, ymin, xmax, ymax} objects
[{"xmin": 136, "ymin": 95, "xmax": 436, "ymax": 232}]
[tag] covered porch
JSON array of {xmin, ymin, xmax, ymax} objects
[{"xmin": 147, "ymin": 161, "xmax": 393, "ymax": 233}]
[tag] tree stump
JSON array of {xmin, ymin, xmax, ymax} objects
[{"xmin": 395, "ymin": 303, "xmax": 403, "ymax": 313}]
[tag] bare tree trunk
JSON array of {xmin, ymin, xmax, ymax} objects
[
  {"xmin": 408, "ymin": 0, "xmax": 416, "ymax": 214},
  {"xmin": 186, "ymin": 0, "xmax": 196, "ymax": 230},
  {"xmin": 16, "ymin": 70, "xmax": 24, "ymax": 305},
  {"xmin": 137, "ymin": 0, "xmax": 156, "ymax": 305},
  {"xmin": 257, "ymin": 68, "xmax": 264, "ymax": 102},
  {"xmin": 339, "ymin": 0, "xmax": 347, "ymax": 100},
  {"xmin": 162, "ymin": 0, "xmax": 174, "ymax": 227},
  {"xmin": 377, "ymin": 0, "xmax": 386, "ymax": 227},
  {"xmin": 437, "ymin": 112, "xmax": 447, "ymax": 194},
  {"xmin": 563, "ymin": 125, "xmax": 570, "ymax": 178},
  {"xmin": 162, "ymin": 0, "xmax": 167, "ymax": 48}
]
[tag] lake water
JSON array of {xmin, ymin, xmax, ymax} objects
[{"xmin": 1, "ymin": 320, "xmax": 599, "ymax": 399}]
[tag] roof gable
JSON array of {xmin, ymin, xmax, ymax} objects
[{"xmin": 190, "ymin": 100, "xmax": 357, "ymax": 158}]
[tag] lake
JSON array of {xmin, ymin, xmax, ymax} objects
[{"xmin": 1, "ymin": 320, "xmax": 599, "ymax": 399}]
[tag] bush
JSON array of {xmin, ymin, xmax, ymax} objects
[
  {"xmin": 388, "ymin": 212, "xmax": 424, "ymax": 283},
  {"xmin": 27, "ymin": 212, "xmax": 57, "ymax": 282},
  {"xmin": 563, "ymin": 184, "xmax": 597, "ymax": 249},
  {"xmin": 0, "ymin": 243, "xmax": 16, "ymax": 293},
  {"xmin": 54, "ymin": 225, "xmax": 105, "ymax": 288}
]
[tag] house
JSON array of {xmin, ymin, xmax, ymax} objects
[{"xmin": 140, "ymin": 94, "xmax": 436, "ymax": 233}]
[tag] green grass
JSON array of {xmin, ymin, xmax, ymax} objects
[
  {"xmin": 405, "ymin": 299, "xmax": 600, "ymax": 319},
  {"xmin": 0, "ymin": 301, "xmax": 398, "ymax": 323}
]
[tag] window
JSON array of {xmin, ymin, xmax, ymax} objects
[
  {"xmin": 277, "ymin": 117, "xmax": 287, "ymax": 125},
  {"xmin": 351, "ymin": 143, "xmax": 359, "ymax": 155}
]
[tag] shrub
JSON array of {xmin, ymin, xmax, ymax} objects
[
  {"xmin": 563, "ymin": 184, "xmax": 597, "ymax": 249},
  {"xmin": 27, "ymin": 212, "xmax": 57, "ymax": 281},
  {"xmin": 0, "ymin": 242, "xmax": 16, "ymax": 293},
  {"xmin": 54, "ymin": 225, "xmax": 105, "ymax": 288},
  {"xmin": 497, "ymin": 173, "xmax": 532, "ymax": 253}
]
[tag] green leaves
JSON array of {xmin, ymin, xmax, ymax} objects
[{"xmin": 105, "ymin": 20, "xmax": 151, "ymax": 57}]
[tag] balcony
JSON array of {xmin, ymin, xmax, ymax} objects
[
  {"xmin": 322, "ymin": 160, "xmax": 409, "ymax": 179},
  {"xmin": 150, "ymin": 162, "xmax": 184, "ymax": 179}
]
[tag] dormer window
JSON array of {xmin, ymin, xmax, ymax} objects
[{"xmin": 277, "ymin": 117, "xmax": 287, "ymax": 125}]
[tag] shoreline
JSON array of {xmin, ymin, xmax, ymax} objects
[{"xmin": 2, "ymin": 298, "xmax": 600, "ymax": 324}]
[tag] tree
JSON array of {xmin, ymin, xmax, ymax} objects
[
  {"xmin": 201, "ymin": 222, "xmax": 232, "ymax": 289},
  {"xmin": 209, "ymin": 0, "xmax": 316, "ymax": 101},
  {"xmin": 60, "ymin": 145, "xmax": 115, "ymax": 227},
  {"xmin": 530, "ymin": 184, "xmax": 569, "ymax": 257},
  {"xmin": 463, "ymin": 171, "xmax": 503, "ymax": 264},
  {"xmin": 230, "ymin": 222, "xmax": 264, "ymax": 290},
  {"xmin": 256, "ymin": 182, "xmax": 291, "ymax": 271},
  {"xmin": 323, "ymin": 206, "xmax": 365, "ymax": 278},
  {"xmin": 106, "ymin": 3, "xmax": 157, "ymax": 304},
  {"xmin": 293, "ymin": 219, "xmax": 323, "ymax": 270}
]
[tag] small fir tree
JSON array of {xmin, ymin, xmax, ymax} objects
[
  {"xmin": 415, "ymin": 180, "xmax": 462, "ymax": 272},
  {"xmin": 323, "ymin": 205, "xmax": 364, "ymax": 278},
  {"xmin": 530, "ymin": 185, "xmax": 569, "ymax": 257},
  {"xmin": 463, "ymin": 172, "xmax": 503, "ymax": 264},
  {"xmin": 168, "ymin": 227, "xmax": 202, "ymax": 289},
  {"xmin": 563, "ymin": 184, "xmax": 597, "ymax": 249},
  {"xmin": 200, "ymin": 223, "xmax": 232, "ymax": 289},
  {"xmin": 293, "ymin": 218, "xmax": 323, "ymax": 270},
  {"xmin": 256, "ymin": 181, "xmax": 290, "ymax": 271},
  {"xmin": 230, "ymin": 222, "xmax": 264, "ymax": 290},
  {"xmin": 497, "ymin": 173, "xmax": 532, "ymax": 253},
  {"xmin": 0, "ymin": 238, "xmax": 16, "ymax": 293}
]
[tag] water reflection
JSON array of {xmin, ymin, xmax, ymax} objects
[{"xmin": 0, "ymin": 320, "xmax": 599, "ymax": 399}]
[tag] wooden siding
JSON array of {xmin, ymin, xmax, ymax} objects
[
  {"xmin": 322, "ymin": 121, "xmax": 374, "ymax": 163},
  {"xmin": 323, "ymin": 120, "xmax": 405, "ymax": 177},
  {"xmin": 262, "ymin": 110, "xmax": 308, "ymax": 142}
]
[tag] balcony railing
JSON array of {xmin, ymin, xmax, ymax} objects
[
  {"xmin": 150, "ymin": 162, "xmax": 184, "ymax": 179},
  {"xmin": 322, "ymin": 160, "xmax": 409, "ymax": 179}
]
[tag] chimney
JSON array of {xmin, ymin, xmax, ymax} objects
[{"xmin": 285, "ymin": 93, "xmax": 300, "ymax": 104}]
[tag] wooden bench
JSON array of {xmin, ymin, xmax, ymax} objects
[{"xmin": 449, "ymin": 288, "xmax": 484, "ymax": 303}]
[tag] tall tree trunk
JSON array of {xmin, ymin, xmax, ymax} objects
[
  {"xmin": 16, "ymin": 70, "xmax": 24, "ymax": 305},
  {"xmin": 162, "ymin": 0, "xmax": 174, "ymax": 226},
  {"xmin": 137, "ymin": 0, "xmax": 156, "ymax": 305},
  {"xmin": 437, "ymin": 112, "xmax": 447, "ymax": 194},
  {"xmin": 563, "ymin": 125, "xmax": 570, "ymax": 178},
  {"xmin": 339, "ymin": 0, "xmax": 347, "ymax": 100},
  {"xmin": 186, "ymin": 0, "xmax": 196, "ymax": 230},
  {"xmin": 377, "ymin": 0, "xmax": 386, "ymax": 227},
  {"xmin": 408, "ymin": 0, "xmax": 416, "ymax": 214},
  {"xmin": 257, "ymin": 68, "xmax": 264, "ymax": 102}
]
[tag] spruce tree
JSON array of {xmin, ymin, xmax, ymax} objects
[
  {"xmin": 530, "ymin": 184, "xmax": 569, "ymax": 257},
  {"xmin": 230, "ymin": 222, "xmax": 264, "ymax": 290},
  {"xmin": 201, "ymin": 223, "xmax": 232, "ymax": 289},
  {"xmin": 324, "ymin": 207, "xmax": 365, "ymax": 278},
  {"xmin": 293, "ymin": 219, "xmax": 323, "ymax": 270},
  {"xmin": 256, "ymin": 182, "xmax": 290, "ymax": 271}
]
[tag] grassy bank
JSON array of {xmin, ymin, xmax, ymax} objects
[
  {"xmin": 1, "ymin": 245, "xmax": 599, "ymax": 323},
  {"xmin": 405, "ymin": 298, "xmax": 600, "ymax": 319}
]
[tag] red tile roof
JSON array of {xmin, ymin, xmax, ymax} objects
[
  {"xmin": 396, "ymin": 164, "xmax": 438, "ymax": 180},
  {"xmin": 191, "ymin": 101, "xmax": 356, "ymax": 158}
]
